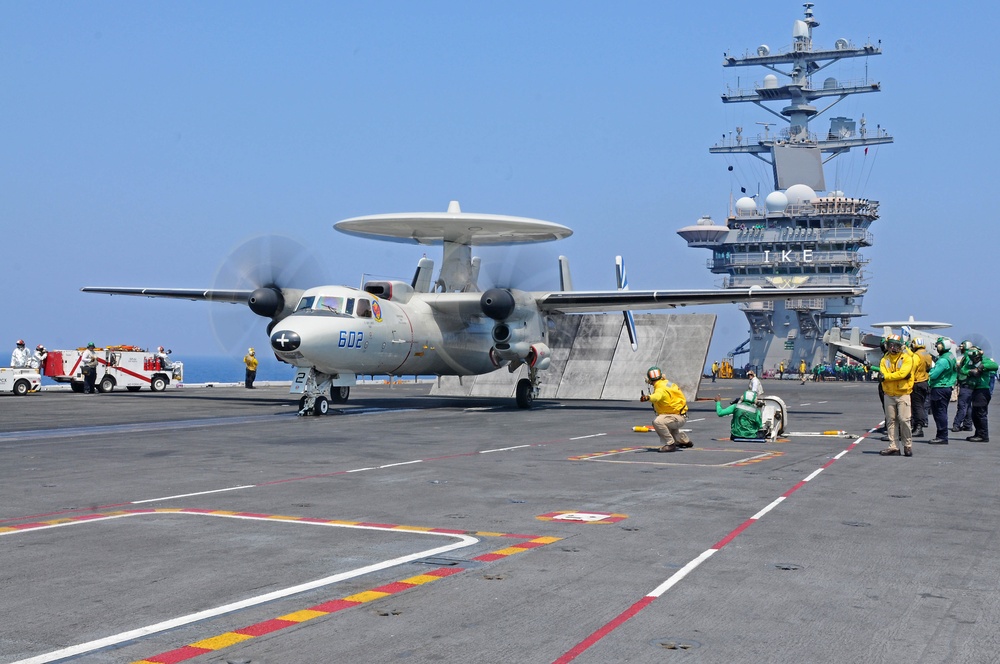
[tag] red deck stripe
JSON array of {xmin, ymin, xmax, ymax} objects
[
  {"xmin": 234, "ymin": 618, "xmax": 297, "ymax": 636},
  {"xmin": 552, "ymin": 596, "xmax": 656, "ymax": 664}
]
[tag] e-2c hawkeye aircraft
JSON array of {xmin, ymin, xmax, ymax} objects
[{"xmin": 83, "ymin": 202, "xmax": 864, "ymax": 414}]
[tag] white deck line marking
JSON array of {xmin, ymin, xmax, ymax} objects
[
  {"xmin": 378, "ymin": 460, "xmax": 423, "ymax": 468},
  {"xmin": 569, "ymin": 433, "xmax": 607, "ymax": 441},
  {"xmin": 8, "ymin": 512, "xmax": 477, "ymax": 664},
  {"xmin": 803, "ymin": 468, "xmax": 824, "ymax": 482},
  {"xmin": 648, "ymin": 549, "xmax": 718, "ymax": 597},
  {"xmin": 834, "ymin": 450, "xmax": 849, "ymax": 459},
  {"xmin": 346, "ymin": 467, "xmax": 377, "ymax": 473},
  {"xmin": 799, "ymin": 402, "xmax": 811, "ymax": 406},
  {"xmin": 480, "ymin": 445, "xmax": 532, "ymax": 453},
  {"xmin": 686, "ymin": 417, "xmax": 705, "ymax": 423},
  {"xmin": 131, "ymin": 485, "xmax": 255, "ymax": 504},
  {"xmin": 751, "ymin": 496, "xmax": 785, "ymax": 520},
  {"xmin": 818, "ymin": 400, "xmax": 828, "ymax": 403}
]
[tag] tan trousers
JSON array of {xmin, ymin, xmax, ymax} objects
[
  {"xmin": 884, "ymin": 393, "xmax": 912, "ymax": 450},
  {"xmin": 653, "ymin": 413, "xmax": 690, "ymax": 446}
]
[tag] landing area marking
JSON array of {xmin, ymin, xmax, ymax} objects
[
  {"xmin": 4, "ymin": 509, "xmax": 560, "ymax": 664},
  {"xmin": 568, "ymin": 446, "xmax": 783, "ymax": 467},
  {"xmin": 536, "ymin": 511, "xmax": 628, "ymax": 524}
]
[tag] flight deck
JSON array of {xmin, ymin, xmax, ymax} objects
[{"xmin": 1, "ymin": 381, "xmax": 997, "ymax": 663}]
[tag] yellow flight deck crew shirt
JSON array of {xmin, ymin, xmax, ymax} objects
[
  {"xmin": 244, "ymin": 354, "xmax": 259, "ymax": 371},
  {"xmin": 880, "ymin": 350, "xmax": 914, "ymax": 396},
  {"xmin": 648, "ymin": 378, "xmax": 687, "ymax": 415},
  {"xmin": 912, "ymin": 348, "xmax": 933, "ymax": 383}
]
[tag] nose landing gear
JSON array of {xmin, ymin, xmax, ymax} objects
[{"xmin": 296, "ymin": 367, "xmax": 339, "ymax": 416}]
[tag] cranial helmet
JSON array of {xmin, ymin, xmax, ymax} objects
[
  {"xmin": 741, "ymin": 390, "xmax": 758, "ymax": 404},
  {"xmin": 646, "ymin": 366, "xmax": 663, "ymax": 384},
  {"xmin": 910, "ymin": 337, "xmax": 924, "ymax": 350},
  {"xmin": 36, "ymin": 344, "xmax": 45, "ymax": 351},
  {"xmin": 16, "ymin": 339, "xmax": 24, "ymax": 346},
  {"xmin": 970, "ymin": 347, "xmax": 984, "ymax": 362},
  {"xmin": 87, "ymin": 342, "xmax": 96, "ymax": 348},
  {"xmin": 935, "ymin": 337, "xmax": 953, "ymax": 355},
  {"xmin": 886, "ymin": 334, "xmax": 903, "ymax": 351},
  {"xmin": 158, "ymin": 346, "xmax": 164, "ymax": 352},
  {"xmin": 959, "ymin": 340, "xmax": 971, "ymax": 353}
]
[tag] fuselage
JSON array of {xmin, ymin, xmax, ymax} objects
[{"xmin": 269, "ymin": 286, "xmax": 499, "ymax": 376}]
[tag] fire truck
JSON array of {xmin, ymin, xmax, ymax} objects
[
  {"xmin": 0, "ymin": 367, "xmax": 42, "ymax": 395},
  {"xmin": 45, "ymin": 345, "xmax": 183, "ymax": 393}
]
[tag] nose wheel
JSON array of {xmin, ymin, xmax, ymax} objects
[
  {"xmin": 514, "ymin": 367, "xmax": 540, "ymax": 409},
  {"xmin": 296, "ymin": 367, "xmax": 353, "ymax": 416}
]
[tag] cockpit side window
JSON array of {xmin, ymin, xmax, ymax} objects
[
  {"xmin": 345, "ymin": 298, "xmax": 355, "ymax": 315},
  {"xmin": 295, "ymin": 296, "xmax": 316, "ymax": 312},
  {"xmin": 356, "ymin": 298, "xmax": 372, "ymax": 318}
]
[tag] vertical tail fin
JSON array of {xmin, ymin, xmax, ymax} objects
[
  {"xmin": 558, "ymin": 255, "xmax": 573, "ymax": 292},
  {"xmin": 616, "ymin": 256, "xmax": 638, "ymax": 351},
  {"xmin": 411, "ymin": 257, "xmax": 435, "ymax": 292}
]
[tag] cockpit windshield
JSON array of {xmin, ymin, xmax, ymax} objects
[
  {"xmin": 294, "ymin": 294, "xmax": 356, "ymax": 316},
  {"xmin": 318, "ymin": 296, "xmax": 345, "ymax": 313}
]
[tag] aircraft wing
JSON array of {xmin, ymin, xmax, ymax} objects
[
  {"xmin": 537, "ymin": 286, "xmax": 865, "ymax": 314},
  {"xmin": 80, "ymin": 287, "xmax": 253, "ymax": 304}
]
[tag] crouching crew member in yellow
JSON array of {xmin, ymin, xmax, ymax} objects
[{"xmin": 640, "ymin": 366, "xmax": 693, "ymax": 453}]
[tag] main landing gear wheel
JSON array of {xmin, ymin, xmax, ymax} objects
[
  {"xmin": 313, "ymin": 396, "xmax": 329, "ymax": 416},
  {"xmin": 330, "ymin": 386, "xmax": 350, "ymax": 403},
  {"xmin": 515, "ymin": 378, "xmax": 534, "ymax": 409}
]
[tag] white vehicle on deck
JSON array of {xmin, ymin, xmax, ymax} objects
[
  {"xmin": 45, "ymin": 346, "xmax": 183, "ymax": 393},
  {"xmin": 0, "ymin": 367, "xmax": 42, "ymax": 395}
]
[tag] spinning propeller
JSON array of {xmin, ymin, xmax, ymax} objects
[{"xmin": 209, "ymin": 235, "xmax": 327, "ymax": 354}]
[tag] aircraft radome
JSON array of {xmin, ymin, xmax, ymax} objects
[{"xmin": 83, "ymin": 201, "xmax": 864, "ymax": 414}]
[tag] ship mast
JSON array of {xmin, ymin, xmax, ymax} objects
[{"xmin": 710, "ymin": 2, "xmax": 893, "ymax": 190}]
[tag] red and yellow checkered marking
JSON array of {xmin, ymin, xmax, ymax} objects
[{"xmin": 0, "ymin": 509, "xmax": 558, "ymax": 664}]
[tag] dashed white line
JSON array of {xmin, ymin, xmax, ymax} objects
[
  {"xmin": 480, "ymin": 445, "xmax": 532, "ymax": 453},
  {"xmin": 131, "ymin": 486, "xmax": 255, "ymax": 504}
]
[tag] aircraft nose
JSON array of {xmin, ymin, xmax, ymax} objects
[{"xmin": 270, "ymin": 329, "xmax": 301, "ymax": 353}]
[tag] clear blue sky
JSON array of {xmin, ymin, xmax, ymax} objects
[{"xmin": 3, "ymin": 2, "xmax": 994, "ymax": 367}]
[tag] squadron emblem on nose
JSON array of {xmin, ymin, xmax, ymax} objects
[{"xmin": 270, "ymin": 330, "xmax": 301, "ymax": 352}]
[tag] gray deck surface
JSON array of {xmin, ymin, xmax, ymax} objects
[{"xmin": 1, "ymin": 379, "xmax": 997, "ymax": 663}]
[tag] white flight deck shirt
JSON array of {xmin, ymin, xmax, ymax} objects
[{"xmin": 11, "ymin": 347, "xmax": 31, "ymax": 368}]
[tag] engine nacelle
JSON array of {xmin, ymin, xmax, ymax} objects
[
  {"xmin": 526, "ymin": 343, "xmax": 551, "ymax": 370},
  {"xmin": 249, "ymin": 287, "xmax": 284, "ymax": 318},
  {"xmin": 491, "ymin": 321, "xmax": 532, "ymax": 359},
  {"xmin": 481, "ymin": 288, "xmax": 537, "ymax": 322}
]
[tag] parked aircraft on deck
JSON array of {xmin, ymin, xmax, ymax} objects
[{"xmin": 84, "ymin": 202, "xmax": 864, "ymax": 414}]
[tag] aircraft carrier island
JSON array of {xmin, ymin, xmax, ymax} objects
[{"xmin": 677, "ymin": 3, "xmax": 893, "ymax": 373}]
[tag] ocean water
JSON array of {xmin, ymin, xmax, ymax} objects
[{"xmin": 177, "ymin": 355, "xmax": 296, "ymax": 384}]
